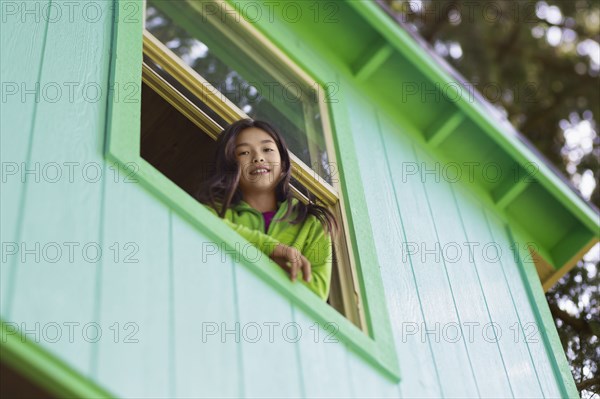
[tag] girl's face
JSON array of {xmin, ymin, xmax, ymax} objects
[{"xmin": 234, "ymin": 127, "xmax": 284, "ymax": 195}]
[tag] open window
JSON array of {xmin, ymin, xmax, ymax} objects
[{"xmin": 140, "ymin": 0, "xmax": 367, "ymax": 331}]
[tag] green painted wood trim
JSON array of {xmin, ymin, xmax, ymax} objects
[
  {"xmin": 346, "ymin": 0, "xmax": 599, "ymax": 235},
  {"xmin": 493, "ymin": 177, "xmax": 530, "ymax": 210},
  {"xmin": 425, "ymin": 111, "xmax": 464, "ymax": 147},
  {"xmin": 105, "ymin": 0, "xmax": 143, "ymax": 163},
  {"xmin": 0, "ymin": 320, "xmax": 114, "ymax": 398},
  {"xmin": 505, "ymin": 226, "xmax": 580, "ymax": 398},
  {"xmin": 352, "ymin": 41, "xmax": 394, "ymax": 82},
  {"xmin": 104, "ymin": 0, "xmax": 400, "ymax": 383},
  {"xmin": 550, "ymin": 225, "xmax": 597, "ymax": 268},
  {"xmin": 324, "ymin": 72, "xmax": 401, "ymax": 381}
]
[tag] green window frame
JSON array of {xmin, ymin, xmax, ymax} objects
[
  {"xmin": 141, "ymin": 0, "xmax": 368, "ymax": 329},
  {"xmin": 106, "ymin": 0, "xmax": 400, "ymax": 381}
]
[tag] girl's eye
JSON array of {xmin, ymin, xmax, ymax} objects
[{"xmin": 238, "ymin": 149, "xmax": 273, "ymax": 156}]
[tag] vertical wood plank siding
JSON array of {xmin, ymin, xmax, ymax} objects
[
  {"xmin": 1, "ymin": 0, "xmax": 51, "ymax": 317},
  {"xmin": 0, "ymin": 0, "xmax": 572, "ymax": 397}
]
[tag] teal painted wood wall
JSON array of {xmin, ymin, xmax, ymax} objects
[{"xmin": 1, "ymin": 1, "xmax": 575, "ymax": 397}]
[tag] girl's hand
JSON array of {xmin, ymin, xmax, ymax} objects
[{"xmin": 270, "ymin": 243, "xmax": 312, "ymax": 283}]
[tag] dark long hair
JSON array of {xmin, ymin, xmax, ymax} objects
[{"xmin": 196, "ymin": 118, "xmax": 339, "ymax": 238}]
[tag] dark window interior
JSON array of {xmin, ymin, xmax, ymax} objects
[{"xmin": 140, "ymin": 81, "xmax": 217, "ymax": 199}]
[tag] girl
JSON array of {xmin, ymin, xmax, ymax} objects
[{"xmin": 196, "ymin": 118, "xmax": 338, "ymax": 301}]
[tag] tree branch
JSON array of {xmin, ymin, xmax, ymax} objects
[
  {"xmin": 548, "ymin": 301, "xmax": 592, "ymax": 335},
  {"xmin": 577, "ymin": 376, "xmax": 600, "ymax": 392}
]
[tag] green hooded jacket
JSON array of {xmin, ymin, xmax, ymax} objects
[{"xmin": 204, "ymin": 197, "xmax": 333, "ymax": 300}]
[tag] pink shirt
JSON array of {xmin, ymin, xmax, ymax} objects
[{"xmin": 262, "ymin": 210, "xmax": 277, "ymax": 233}]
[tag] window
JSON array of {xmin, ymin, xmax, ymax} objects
[
  {"xmin": 141, "ymin": 0, "xmax": 367, "ymax": 330},
  {"xmin": 106, "ymin": 0, "xmax": 400, "ymax": 381}
]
